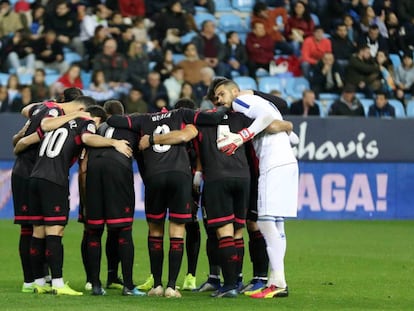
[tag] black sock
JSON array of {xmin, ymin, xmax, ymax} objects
[
  {"xmin": 234, "ymin": 237, "xmax": 245, "ymax": 283},
  {"xmin": 185, "ymin": 222, "xmax": 200, "ymax": 275},
  {"xmin": 148, "ymin": 236, "xmax": 163, "ymax": 287},
  {"xmin": 106, "ymin": 229, "xmax": 120, "ymax": 282},
  {"xmin": 167, "ymin": 237, "xmax": 184, "ymax": 289},
  {"xmin": 81, "ymin": 229, "xmax": 91, "ymax": 283},
  {"xmin": 86, "ymin": 228, "xmax": 103, "ymax": 287},
  {"xmin": 19, "ymin": 225, "xmax": 34, "ymax": 283},
  {"xmin": 249, "ymin": 230, "xmax": 269, "ymax": 278},
  {"xmin": 218, "ymin": 236, "xmax": 238, "ymax": 289},
  {"xmin": 30, "ymin": 236, "xmax": 46, "ymax": 280},
  {"xmin": 118, "ymin": 227, "xmax": 134, "ymax": 289},
  {"xmin": 45, "ymin": 235, "xmax": 63, "ymax": 279},
  {"xmin": 206, "ymin": 227, "xmax": 220, "ymax": 276}
]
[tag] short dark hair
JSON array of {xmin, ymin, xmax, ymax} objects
[
  {"xmin": 206, "ymin": 77, "xmax": 229, "ymax": 101},
  {"xmin": 74, "ymin": 96, "xmax": 96, "ymax": 108},
  {"xmin": 63, "ymin": 87, "xmax": 83, "ymax": 102},
  {"xmin": 174, "ymin": 98, "xmax": 195, "ymax": 110},
  {"xmin": 86, "ymin": 105, "xmax": 107, "ymax": 122},
  {"xmin": 103, "ymin": 100, "xmax": 125, "ymax": 115}
]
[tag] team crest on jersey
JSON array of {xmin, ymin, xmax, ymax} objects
[
  {"xmin": 223, "ymin": 114, "xmax": 228, "ymax": 119},
  {"xmin": 87, "ymin": 123, "xmax": 96, "ymax": 134},
  {"xmin": 69, "ymin": 120, "xmax": 78, "ymax": 129},
  {"xmin": 49, "ymin": 108, "xmax": 59, "ymax": 117}
]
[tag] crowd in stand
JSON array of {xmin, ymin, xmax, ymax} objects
[{"xmin": 1, "ymin": 0, "xmax": 414, "ymax": 116}]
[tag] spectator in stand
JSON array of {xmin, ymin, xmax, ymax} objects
[
  {"xmin": 0, "ymin": 0, "xmax": 24, "ymax": 38},
  {"xmin": 116, "ymin": 26, "xmax": 135, "ymax": 55},
  {"xmin": 0, "ymin": 85, "xmax": 9, "ymax": 112},
  {"xmin": 343, "ymin": 13, "xmax": 361, "ymax": 46},
  {"xmin": 301, "ymin": 26, "xmax": 332, "ymax": 79},
  {"xmin": 331, "ymin": 23, "xmax": 356, "ymax": 71},
  {"xmin": 179, "ymin": 80, "xmax": 196, "ymax": 103},
  {"xmin": 311, "ymin": 52, "xmax": 344, "ymax": 97},
  {"xmin": 89, "ymin": 69, "xmax": 110, "ymax": 93},
  {"xmin": 251, "ymin": 1, "xmax": 292, "ymax": 55},
  {"xmin": 222, "ymin": 31, "xmax": 248, "ymax": 78},
  {"xmin": 131, "ymin": 16, "xmax": 149, "ymax": 45},
  {"xmin": 118, "ymin": 0, "xmax": 145, "ymax": 18},
  {"xmin": 395, "ymin": 53, "xmax": 414, "ymax": 102},
  {"xmin": 289, "ymin": 89, "xmax": 320, "ymax": 116},
  {"xmin": 124, "ymin": 86, "xmax": 148, "ymax": 113},
  {"xmin": 328, "ymin": 84, "xmax": 365, "ymax": 116},
  {"xmin": 5, "ymin": 29, "xmax": 35, "ymax": 75},
  {"xmin": 27, "ymin": 5, "xmax": 46, "ymax": 40},
  {"xmin": 126, "ymin": 41, "xmax": 150, "ymax": 88},
  {"xmin": 285, "ymin": 0, "xmax": 315, "ymax": 56},
  {"xmin": 246, "ymin": 21, "xmax": 276, "ymax": 79},
  {"xmin": 358, "ymin": 24, "xmax": 389, "ymax": 57},
  {"xmin": 193, "ymin": 66, "xmax": 214, "ymax": 107},
  {"xmin": 84, "ymin": 25, "xmax": 109, "ymax": 71},
  {"xmin": 359, "ymin": 5, "xmax": 387, "ymax": 36},
  {"xmin": 368, "ymin": 90, "xmax": 395, "ymax": 117},
  {"xmin": 141, "ymin": 71, "xmax": 169, "ymax": 112},
  {"xmin": 151, "ymin": 1, "xmax": 190, "ymax": 53},
  {"xmin": 385, "ymin": 12, "xmax": 408, "ymax": 55},
  {"xmin": 396, "ymin": 0, "xmax": 414, "ymax": 25},
  {"xmin": 79, "ymin": 5, "xmax": 114, "ymax": 43},
  {"xmin": 6, "ymin": 74, "xmax": 21, "ymax": 105},
  {"xmin": 14, "ymin": 0, "xmax": 30, "ymax": 13},
  {"xmin": 345, "ymin": 44, "xmax": 382, "ymax": 98},
  {"xmin": 164, "ymin": 65, "xmax": 184, "ymax": 108},
  {"xmin": 177, "ymin": 43, "xmax": 208, "ymax": 85},
  {"xmin": 50, "ymin": 64, "xmax": 84, "ymax": 98},
  {"xmin": 179, "ymin": 0, "xmax": 215, "ymax": 15},
  {"xmin": 144, "ymin": 0, "xmax": 169, "ymax": 19},
  {"xmin": 33, "ymin": 29, "xmax": 69, "ymax": 74},
  {"xmin": 30, "ymin": 68, "xmax": 50, "ymax": 102},
  {"xmin": 325, "ymin": 0, "xmax": 354, "ymax": 30},
  {"xmin": 153, "ymin": 49, "xmax": 175, "ymax": 82},
  {"xmin": 44, "ymin": 0, "xmax": 83, "ymax": 56},
  {"xmin": 191, "ymin": 20, "xmax": 226, "ymax": 77},
  {"xmin": 10, "ymin": 85, "xmax": 32, "ymax": 112},
  {"xmin": 107, "ymin": 11, "xmax": 127, "ymax": 39},
  {"xmin": 376, "ymin": 50, "xmax": 396, "ymax": 96},
  {"xmin": 92, "ymin": 38, "xmax": 129, "ymax": 92}
]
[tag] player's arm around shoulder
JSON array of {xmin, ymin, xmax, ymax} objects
[
  {"xmin": 13, "ymin": 132, "xmax": 41, "ymax": 155},
  {"xmin": 41, "ymin": 111, "xmax": 91, "ymax": 132},
  {"xmin": 81, "ymin": 133, "xmax": 133, "ymax": 158},
  {"xmin": 139, "ymin": 124, "xmax": 198, "ymax": 151}
]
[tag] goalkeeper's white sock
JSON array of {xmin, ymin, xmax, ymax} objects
[{"xmin": 257, "ymin": 217, "xmax": 287, "ymax": 288}]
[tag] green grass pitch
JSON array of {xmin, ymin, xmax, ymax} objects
[{"xmin": 0, "ymin": 219, "xmax": 413, "ymax": 310}]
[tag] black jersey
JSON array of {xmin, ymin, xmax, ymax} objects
[
  {"xmin": 196, "ymin": 111, "xmax": 252, "ymax": 182},
  {"xmin": 107, "ymin": 107, "xmax": 228, "ymax": 180},
  {"xmin": 30, "ymin": 118, "xmax": 96, "ymax": 187},
  {"xmin": 87, "ymin": 122, "xmax": 139, "ymax": 170},
  {"xmin": 12, "ymin": 102, "xmax": 63, "ymax": 178}
]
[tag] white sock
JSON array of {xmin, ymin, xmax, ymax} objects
[
  {"xmin": 52, "ymin": 278, "xmax": 64, "ymax": 288},
  {"xmin": 258, "ymin": 217, "xmax": 287, "ymax": 288},
  {"xmin": 34, "ymin": 278, "xmax": 46, "ymax": 286},
  {"xmin": 23, "ymin": 282, "xmax": 34, "ymax": 287}
]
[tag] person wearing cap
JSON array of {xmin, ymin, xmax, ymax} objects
[
  {"xmin": 328, "ymin": 84, "xmax": 365, "ymax": 116},
  {"xmin": 395, "ymin": 53, "xmax": 414, "ymax": 102}
]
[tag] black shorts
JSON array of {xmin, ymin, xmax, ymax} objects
[
  {"xmin": 29, "ymin": 178, "xmax": 69, "ymax": 226},
  {"xmin": 145, "ymin": 171, "xmax": 193, "ymax": 224},
  {"xmin": 203, "ymin": 177, "xmax": 250, "ymax": 229},
  {"xmin": 12, "ymin": 173, "xmax": 32, "ymax": 225},
  {"xmin": 85, "ymin": 157, "xmax": 135, "ymax": 229},
  {"xmin": 246, "ymin": 175, "xmax": 258, "ymax": 222}
]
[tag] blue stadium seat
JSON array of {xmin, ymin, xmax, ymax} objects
[
  {"xmin": 406, "ymin": 100, "xmax": 414, "ymax": 117},
  {"xmin": 17, "ymin": 73, "xmax": 33, "ymax": 85},
  {"xmin": 314, "ymin": 100, "xmax": 324, "ymax": 116},
  {"xmin": 388, "ymin": 99, "xmax": 406, "ymax": 118},
  {"xmin": 194, "ymin": 12, "xmax": 216, "ymax": 29},
  {"xmin": 194, "ymin": 6, "xmax": 208, "ymax": 13},
  {"xmin": 172, "ymin": 53, "xmax": 185, "ymax": 64},
  {"xmin": 214, "ymin": 0, "xmax": 233, "ymax": 12},
  {"xmin": 311, "ymin": 13, "xmax": 320, "ymax": 26},
  {"xmin": 64, "ymin": 52, "xmax": 82, "ymax": 64},
  {"xmin": 233, "ymin": 76, "xmax": 257, "ymax": 90},
  {"xmin": 389, "ymin": 53, "xmax": 401, "ymax": 68},
  {"xmin": 285, "ymin": 77, "xmax": 310, "ymax": 98},
  {"xmin": 181, "ymin": 31, "xmax": 197, "ymax": 44},
  {"xmin": 45, "ymin": 73, "xmax": 60, "ymax": 86},
  {"xmin": 217, "ymin": 31, "xmax": 226, "ymax": 43},
  {"xmin": 360, "ymin": 98, "xmax": 374, "ymax": 117},
  {"xmin": 0, "ymin": 73, "xmax": 10, "ymax": 86},
  {"xmin": 218, "ymin": 13, "xmax": 247, "ymax": 33},
  {"xmin": 232, "ymin": 0, "xmax": 255, "ymax": 13},
  {"xmin": 81, "ymin": 70, "xmax": 92, "ymax": 88},
  {"xmin": 257, "ymin": 76, "xmax": 289, "ymax": 95}
]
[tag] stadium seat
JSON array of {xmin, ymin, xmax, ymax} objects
[
  {"xmin": 214, "ymin": 0, "xmax": 233, "ymax": 12},
  {"xmin": 81, "ymin": 70, "xmax": 92, "ymax": 88},
  {"xmin": 314, "ymin": 100, "xmax": 324, "ymax": 116},
  {"xmin": 64, "ymin": 52, "xmax": 82, "ymax": 64},
  {"xmin": 233, "ymin": 76, "xmax": 257, "ymax": 90},
  {"xmin": 218, "ymin": 13, "xmax": 247, "ymax": 33},
  {"xmin": 181, "ymin": 31, "xmax": 197, "ymax": 44},
  {"xmin": 318, "ymin": 93, "xmax": 339, "ymax": 113},
  {"xmin": 148, "ymin": 61, "xmax": 156, "ymax": 71},
  {"xmin": 285, "ymin": 77, "xmax": 310, "ymax": 98},
  {"xmin": 0, "ymin": 73, "xmax": 10, "ymax": 86},
  {"xmin": 17, "ymin": 73, "xmax": 33, "ymax": 85},
  {"xmin": 232, "ymin": 0, "xmax": 255, "ymax": 13},
  {"xmin": 194, "ymin": 6, "xmax": 207, "ymax": 13},
  {"xmin": 388, "ymin": 99, "xmax": 406, "ymax": 118},
  {"xmin": 355, "ymin": 92, "xmax": 366, "ymax": 99},
  {"xmin": 389, "ymin": 53, "xmax": 401, "ymax": 68},
  {"xmin": 45, "ymin": 73, "xmax": 60, "ymax": 86},
  {"xmin": 406, "ymin": 100, "xmax": 414, "ymax": 117},
  {"xmin": 257, "ymin": 76, "xmax": 289, "ymax": 95},
  {"xmin": 311, "ymin": 13, "xmax": 320, "ymax": 26},
  {"xmin": 359, "ymin": 98, "xmax": 374, "ymax": 117},
  {"xmin": 172, "ymin": 53, "xmax": 185, "ymax": 64},
  {"xmin": 194, "ymin": 12, "xmax": 216, "ymax": 29},
  {"xmin": 322, "ymin": 100, "xmax": 335, "ymax": 117},
  {"xmin": 217, "ymin": 31, "xmax": 226, "ymax": 43}
]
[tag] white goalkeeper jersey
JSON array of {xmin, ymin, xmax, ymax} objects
[{"xmin": 232, "ymin": 94, "xmax": 297, "ymax": 171}]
